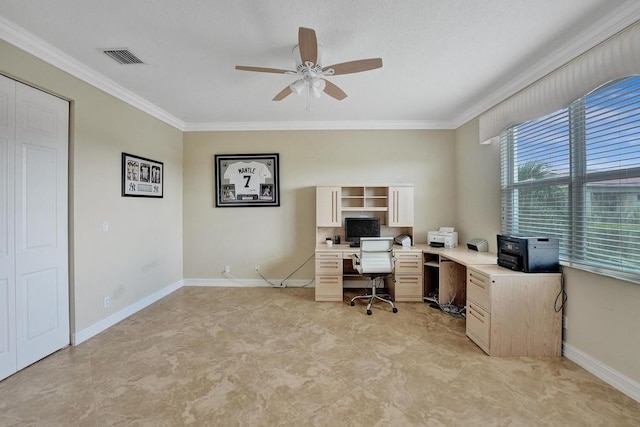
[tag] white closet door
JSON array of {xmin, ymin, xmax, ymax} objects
[
  {"xmin": 14, "ymin": 82, "xmax": 69, "ymax": 371},
  {"xmin": 0, "ymin": 75, "xmax": 17, "ymax": 379}
]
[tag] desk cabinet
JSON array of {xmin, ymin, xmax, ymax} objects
[
  {"xmin": 388, "ymin": 250, "xmax": 423, "ymax": 302},
  {"xmin": 466, "ymin": 265, "xmax": 562, "ymax": 356},
  {"xmin": 315, "ymin": 252, "xmax": 343, "ymax": 301},
  {"xmin": 423, "ymin": 254, "xmax": 467, "ymax": 306},
  {"xmin": 315, "ymin": 184, "xmax": 415, "ymax": 302}
]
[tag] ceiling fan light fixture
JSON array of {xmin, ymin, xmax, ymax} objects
[
  {"xmin": 310, "ymin": 86, "xmax": 322, "ymax": 99},
  {"xmin": 290, "ymin": 79, "xmax": 306, "ymax": 95},
  {"xmin": 310, "ymin": 78, "xmax": 325, "ymax": 98},
  {"xmin": 236, "ymin": 27, "xmax": 382, "ymax": 106}
]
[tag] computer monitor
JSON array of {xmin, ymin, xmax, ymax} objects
[{"xmin": 344, "ymin": 217, "xmax": 381, "ymax": 247}]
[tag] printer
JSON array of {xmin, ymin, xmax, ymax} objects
[
  {"xmin": 497, "ymin": 234, "xmax": 560, "ymax": 273},
  {"xmin": 428, "ymin": 227, "xmax": 458, "ymax": 248}
]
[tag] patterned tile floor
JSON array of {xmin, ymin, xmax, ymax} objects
[{"xmin": 1, "ymin": 286, "xmax": 638, "ymax": 426}]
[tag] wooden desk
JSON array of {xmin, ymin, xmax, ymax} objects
[
  {"xmin": 314, "ymin": 244, "xmax": 496, "ymax": 303},
  {"xmin": 414, "ymin": 244, "xmax": 497, "ymax": 306},
  {"xmin": 315, "ymin": 244, "xmax": 425, "ymax": 302},
  {"xmin": 314, "ymin": 244, "xmax": 561, "ymax": 356},
  {"xmin": 416, "ymin": 244, "xmax": 497, "ymax": 265}
]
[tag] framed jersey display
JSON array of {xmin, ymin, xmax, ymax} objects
[{"xmin": 215, "ymin": 153, "xmax": 280, "ymax": 207}]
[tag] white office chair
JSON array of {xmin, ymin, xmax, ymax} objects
[{"xmin": 349, "ymin": 237, "xmax": 398, "ymax": 315}]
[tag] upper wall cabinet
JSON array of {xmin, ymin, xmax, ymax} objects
[
  {"xmin": 316, "ymin": 184, "xmax": 414, "ymax": 227},
  {"xmin": 388, "ymin": 185, "xmax": 414, "ymax": 227},
  {"xmin": 316, "ymin": 186, "xmax": 341, "ymax": 226}
]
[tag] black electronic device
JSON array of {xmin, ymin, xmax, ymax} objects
[
  {"xmin": 497, "ymin": 234, "xmax": 559, "ymax": 273},
  {"xmin": 344, "ymin": 217, "xmax": 380, "ymax": 247}
]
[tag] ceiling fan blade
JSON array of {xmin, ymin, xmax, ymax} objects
[
  {"xmin": 273, "ymin": 85, "xmax": 293, "ymax": 101},
  {"xmin": 322, "ymin": 79, "xmax": 347, "ymax": 100},
  {"xmin": 298, "ymin": 27, "xmax": 318, "ymax": 65},
  {"xmin": 235, "ymin": 65, "xmax": 293, "ymax": 74},
  {"xmin": 322, "ymin": 58, "xmax": 383, "ymax": 75}
]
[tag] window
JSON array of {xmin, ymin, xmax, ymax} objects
[{"xmin": 501, "ymin": 75, "xmax": 640, "ymax": 283}]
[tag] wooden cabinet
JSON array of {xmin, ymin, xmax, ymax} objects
[
  {"xmin": 315, "ymin": 184, "xmax": 414, "ymax": 243},
  {"xmin": 316, "ymin": 186, "xmax": 341, "ymax": 227},
  {"xmin": 314, "ymin": 184, "xmax": 414, "ymax": 302},
  {"xmin": 388, "ymin": 249, "xmax": 423, "ymax": 302},
  {"xmin": 315, "ymin": 251, "xmax": 343, "ymax": 301},
  {"xmin": 466, "ymin": 269, "xmax": 491, "ymax": 353},
  {"xmin": 423, "ymin": 253, "xmax": 467, "ymax": 306},
  {"xmin": 388, "ymin": 186, "xmax": 414, "ymax": 227},
  {"xmin": 315, "ymin": 275, "xmax": 343, "ymax": 302},
  {"xmin": 466, "ymin": 265, "xmax": 562, "ymax": 356}
]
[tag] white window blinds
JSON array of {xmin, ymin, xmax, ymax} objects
[{"xmin": 501, "ymin": 76, "xmax": 640, "ymax": 282}]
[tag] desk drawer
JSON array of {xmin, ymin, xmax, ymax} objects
[
  {"xmin": 467, "ymin": 268, "xmax": 490, "ymax": 311},
  {"xmin": 392, "ymin": 275, "xmax": 422, "ymax": 302},
  {"xmin": 315, "ymin": 275, "xmax": 343, "ymax": 302},
  {"xmin": 394, "ymin": 252, "xmax": 423, "ymax": 274},
  {"xmin": 342, "ymin": 249, "xmax": 358, "ymax": 259},
  {"xmin": 467, "ymin": 300, "xmax": 490, "ymax": 353},
  {"xmin": 315, "ymin": 253, "xmax": 342, "ymax": 274}
]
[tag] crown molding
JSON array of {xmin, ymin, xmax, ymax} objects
[
  {"xmin": 451, "ymin": 0, "xmax": 640, "ymax": 128},
  {"xmin": 4, "ymin": 4, "xmax": 639, "ymax": 133},
  {"xmin": 183, "ymin": 119, "xmax": 455, "ymax": 132},
  {"xmin": 0, "ymin": 15, "xmax": 449, "ymax": 133},
  {"xmin": 0, "ymin": 14, "xmax": 186, "ymax": 131}
]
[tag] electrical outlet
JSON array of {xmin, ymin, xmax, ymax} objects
[
  {"xmin": 102, "ymin": 221, "xmax": 109, "ymax": 232},
  {"xmin": 224, "ymin": 265, "xmax": 230, "ymax": 273},
  {"xmin": 103, "ymin": 296, "xmax": 110, "ymax": 308},
  {"xmin": 255, "ymin": 265, "xmax": 260, "ymax": 272},
  {"xmin": 563, "ymin": 315, "xmax": 568, "ymax": 330}
]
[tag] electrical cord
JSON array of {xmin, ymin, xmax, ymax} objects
[
  {"xmin": 429, "ymin": 294, "xmax": 466, "ymax": 318},
  {"xmin": 220, "ymin": 270, "xmax": 253, "ymax": 286},
  {"xmin": 554, "ymin": 265, "xmax": 568, "ymax": 313},
  {"xmin": 256, "ymin": 269, "xmax": 281, "ymax": 287},
  {"xmin": 257, "ymin": 252, "xmax": 316, "ymax": 288}
]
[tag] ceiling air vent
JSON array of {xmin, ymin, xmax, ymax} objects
[{"xmin": 101, "ymin": 48, "xmax": 144, "ymax": 65}]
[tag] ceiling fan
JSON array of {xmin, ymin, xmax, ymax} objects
[{"xmin": 235, "ymin": 27, "xmax": 383, "ymax": 106}]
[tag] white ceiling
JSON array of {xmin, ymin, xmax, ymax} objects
[{"xmin": 1, "ymin": 0, "xmax": 640, "ymax": 131}]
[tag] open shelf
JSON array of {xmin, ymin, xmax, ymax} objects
[{"xmin": 342, "ymin": 207, "xmax": 387, "ymax": 212}]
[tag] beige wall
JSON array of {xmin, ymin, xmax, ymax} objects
[
  {"xmin": 2, "ymin": 33, "xmax": 638, "ymax": 394},
  {"xmin": 183, "ymin": 130, "xmax": 456, "ymax": 280},
  {"xmin": 0, "ymin": 40, "xmax": 184, "ymax": 333},
  {"xmin": 454, "ymin": 118, "xmax": 501, "ymax": 251},
  {"xmin": 454, "ymin": 117, "xmax": 640, "ymax": 384}
]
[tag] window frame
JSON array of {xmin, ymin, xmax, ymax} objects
[{"xmin": 501, "ymin": 76, "xmax": 640, "ymax": 284}]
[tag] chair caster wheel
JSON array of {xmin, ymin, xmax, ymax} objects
[
  {"xmin": 392, "ymin": 307, "xmax": 398, "ymax": 313},
  {"xmin": 350, "ymin": 301, "xmax": 355, "ymax": 306},
  {"xmin": 367, "ymin": 310, "xmax": 372, "ymax": 315}
]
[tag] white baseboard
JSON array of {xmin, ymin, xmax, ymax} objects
[
  {"xmin": 183, "ymin": 277, "xmax": 314, "ymax": 288},
  {"xmin": 71, "ymin": 280, "xmax": 183, "ymax": 346},
  {"xmin": 563, "ymin": 342, "xmax": 640, "ymax": 403}
]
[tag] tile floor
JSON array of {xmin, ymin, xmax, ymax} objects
[{"xmin": 0, "ymin": 286, "xmax": 638, "ymax": 426}]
